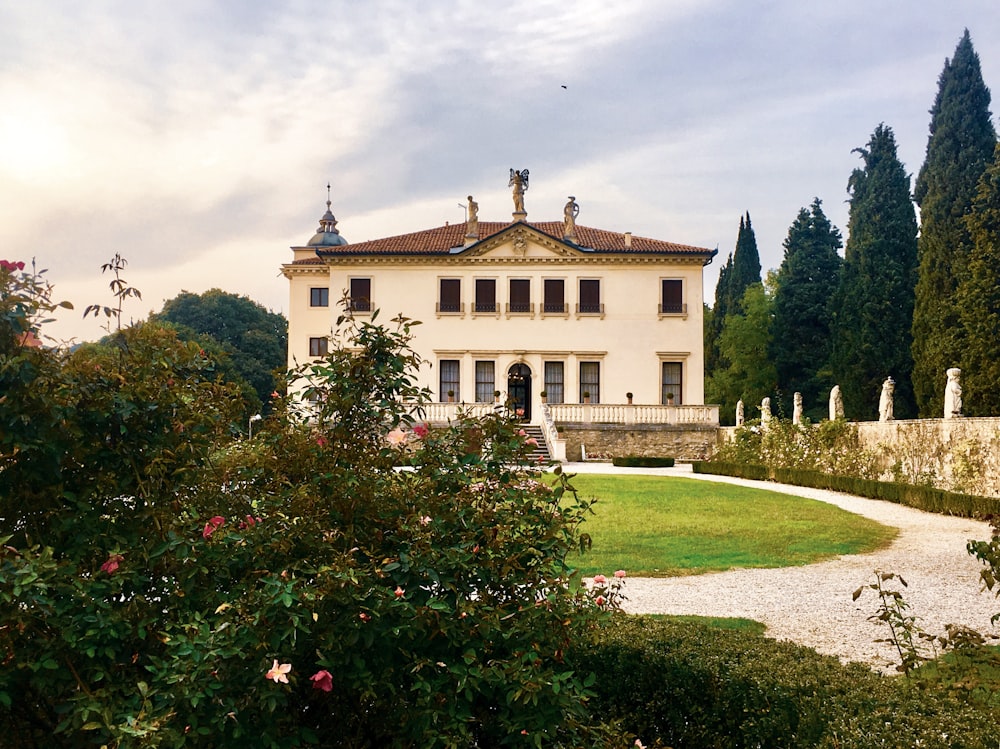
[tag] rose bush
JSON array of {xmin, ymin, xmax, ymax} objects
[{"xmin": 0, "ymin": 267, "xmax": 620, "ymax": 748}]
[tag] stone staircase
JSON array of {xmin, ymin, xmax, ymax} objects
[{"xmin": 521, "ymin": 424, "xmax": 551, "ymax": 463}]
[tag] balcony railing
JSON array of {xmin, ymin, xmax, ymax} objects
[{"xmin": 658, "ymin": 302, "xmax": 688, "ymax": 314}]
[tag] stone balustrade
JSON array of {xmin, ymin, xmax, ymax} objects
[{"xmin": 547, "ymin": 403, "xmax": 719, "ymax": 426}]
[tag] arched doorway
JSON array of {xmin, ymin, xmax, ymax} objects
[{"xmin": 507, "ymin": 363, "xmax": 532, "ymax": 421}]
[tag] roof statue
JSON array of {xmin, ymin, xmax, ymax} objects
[
  {"xmin": 509, "ymin": 168, "xmax": 529, "ymax": 219},
  {"xmin": 563, "ymin": 196, "xmax": 579, "ymax": 243},
  {"xmin": 465, "ymin": 195, "xmax": 479, "ymax": 244}
]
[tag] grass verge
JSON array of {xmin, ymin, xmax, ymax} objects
[{"xmin": 563, "ymin": 473, "xmax": 897, "ymax": 577}]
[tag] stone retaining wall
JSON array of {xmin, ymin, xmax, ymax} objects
[
  {"xmin": 853, "ymin": 417, "xmax": 1000, "ymax": 497},
  {"xmin": 560, "ymin": 423, "xmax": 719, "ymax": 462},
  {"xmin": 719, "ymin": 417, "xmax": 1000, "ymax": 497}
]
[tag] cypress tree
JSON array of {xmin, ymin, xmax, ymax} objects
[
  {"xmin": 831, "ymin": 124, "xmax": 918, "ymax": 420},
  {"xmin": 771, "ymin": 199, "xmax": 843, "ymax": 420},
  {"xmin": 728, "ymin": 213, "xmax": 762, "ymax": 312},
  {"xmin": 705, "ymin": 213, "xmax": 761, "ymax": 381},
  {"xmin": 704, "ymin": 252, "xmax": 732, "ymax": 378},
  {"xmin": 957, "ymin": 144, "xmax": 1000, "ymax": 415},
  {"xmin": 911, "ymin": 30, "xmax": 996, "ymax": 416}
]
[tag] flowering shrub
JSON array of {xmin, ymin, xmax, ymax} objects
[{"xmin": 0, "ymin": 275, "xmax": 625, "ymax": 748}]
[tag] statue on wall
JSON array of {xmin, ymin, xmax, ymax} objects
[
  {"xmin": 760, "ymin": 396, "xmax": 771, "ymax": 427},
  {"xmin": 465, "ymin": 195, "xmax": 479, "ymax": 239},
  {"xmin": 563, "ymin": 196, "xmax": 579, "ymax": 241},
  {"xmin": 944, "ymin": 368, "xmax": 962, "ymax": 419},
  {"xmin": 509, "ymin": 168, "xmax": 529, "ymax": 215},
  {"xmin": 735, "ymin": 399, "xmax": 745, "ymax": 427},
  {"xmin": 792, "ymin": 392, "xmax": 803, "ymax": 425},
  {"xmin": 878, "ymin": 377, "xmax": 895, "ymax": 422},
  {"xmin": 829, "ymin": 385, "xmax": 844, "ymax": 421}
]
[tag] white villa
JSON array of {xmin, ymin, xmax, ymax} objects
[{"xmin": 282, "ymin": 174, "xmax": 719, "ymax": 458}]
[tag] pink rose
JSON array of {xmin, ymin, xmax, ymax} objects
[
  {"xmin": 595, "ymin": 595, "xmax": 606, "ymax": 607},
  {"xmin": 614, "ymin": 570, "xmax": 627, "ymax": 579},
  {"xmin": 394, "ymin": 586, "xmax": 405, "ymax": 598},
  {"xmin": 593, "ymin": 574, "xmax": 607, "ymax": 585},
  {"xmin": 310, "ymin": 669, "xmax": 333, "ymax": 692},
  {"xmin": 100, "ymin": 554, "xmax": 124, "ymax": 575},
  {"xmin": 412, "ymin": 423, "xmax": 429, "ymax": 438},
  {"xmin": 202, "ymin": 515, "xmax": 225, "ymax": 539}
]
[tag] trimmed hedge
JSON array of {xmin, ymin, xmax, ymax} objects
[
  {"xmin": 692, "ymin": 460, "xmax": 1000, "ymax": 519},
  {"xmin": 574, "ymin": 616, "xmax": 1000, "ymax": 748},
  {"xmin": 612, "ymin": 456, "xmax": 675, "ymax": 468}
]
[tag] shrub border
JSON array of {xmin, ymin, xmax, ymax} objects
[{"xmin": 692, "ymin": 460, "xmax": 1000, "ymax": 518}]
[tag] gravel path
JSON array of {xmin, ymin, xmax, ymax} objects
[{"xmin": 565, "ymin": 463, "xmax": 1000, "ymax": 671}]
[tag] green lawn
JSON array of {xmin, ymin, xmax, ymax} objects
[{"xmin": 561, "ymin": 473, "xmax": 897, "ymax": 577}]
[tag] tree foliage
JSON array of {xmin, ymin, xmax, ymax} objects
[
  {"xmin": 0, "ymin": 265, "xmax": 618, "ymax": 748},
  {"xmin": 154, "ymin": 289, "xmax": 288, "ymax": 415},
  {"xmin": 957, "ymin": 143, "xmax": 1000, "ymax": 416},
  {"xmin": 831, "ymin": 124, "xmax": 919, "ymax": 420},
  {"xmin": 770, "ymin": 199, "xmax": 843, "ymax": 420},
  {"xmin": 911, "ymin": 29, "xmax": 997, "ymax": 416},
  {"xmin": 705, "ymin": 213, "xmax": 761, "ymax": 379},
  {"xmin": 705, "ymin": 282, "xmax": 776, "ymax": 425}
]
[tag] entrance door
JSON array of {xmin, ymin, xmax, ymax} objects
[{"xmin": 507, "ymin": 363, "xmax": 532, "ymax": 421}]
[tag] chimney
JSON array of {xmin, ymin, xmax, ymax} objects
[{"xmin": 623, "ymin": 231, "xmax": 632, "ymax": 249}]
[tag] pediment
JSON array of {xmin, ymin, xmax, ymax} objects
[{"xmin": 460, "ymin": 224, "xmax": 583, "ymax": 259}]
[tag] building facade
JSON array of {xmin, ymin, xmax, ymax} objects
[{"xmin": 283, "ymin": 183, "xmax": 717, "ymax": 425}]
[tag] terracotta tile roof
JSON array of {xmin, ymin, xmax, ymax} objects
[{"xmin": 294, "ymin": 220, "xmax": 713, "ymax": 263}]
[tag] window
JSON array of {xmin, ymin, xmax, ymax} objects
[
  {"xmin": 475, "ymin": 279, "xmax": 497, "ymax": 313},
  {"xmin": 660, "ymin": 279, "xmax": 685, "ymax": 314},
  {"xmin": 439, "ymin": 360, "xmax": 460, "ymax": 402},
  {"xmin": 578, "ymin": 279, "xmax": 602, "ymax": 314},
  {"xmin": 350, "ymin": 278, "xmax": 371, "ymax": 312},
  {"xmin": 310, "ymin": 287, "xmax": 329, "ymax": 307},
  {"xmin": 543, "ymin": 361, "xmax": 564, "ymax": 404},
  {"xmin": 662, "ymin": 362, "xmax": 682, "ymax": 404},
  {"xmin": 543, "ymin": 279, "xmax": 565, "ymax": 314},
  {"xmin": 309, "ymin": 337, "xmax": 328, "ymax": 357},
  {"xmin": 579, "ymin": 361, "xmax": 600, "ymax": 403},
  {"xmin": 508, "ymin": 279, "xmax": 531, "ymax": 313},
  {"xmin": 475, "ymin": 361, "xmax": 495, "ymax": 403},
  {"xmin": 438, "ymin": 278, "xmax": 461, "ymax": 313}
]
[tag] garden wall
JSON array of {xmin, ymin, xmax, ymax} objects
[
  {"xmin": 718, "ymin": 417, "xmax": 1000, "ymax": 498},
  {"xmin": 853, "ymin": 417, "xmax": 1000, "ymax": 497},
  {"xmin": 561, "ymin": 423, "xmax": 718, "ymax": 462}
]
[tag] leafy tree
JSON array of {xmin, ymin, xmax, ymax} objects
[
  {"xmin": 705, "ymin": 252, "xmax": 731, "ymax": 377},
  {"xmin": 911, "ymin": 29, "xmax": 997, "ymax": 416},
  {"xmin": 957, "ymin": 143, "xmax": 1000, "ymax": 415},
  {"xmin": 770, "ymin": 199, "xmax": 843, "ymax": 420},
  {"xmin": 154, "ymin": 289, "xmax": 288, "ymax": 414},
  {"xmin": 0, "ymin": 266, "xmax": 618, "ymax": 748},
  {"xmin": 831, "ymin": 124, "xmax": 919, "ymax": 420},
  {"xmin": 705, "ymin": 282, "xmax": 777, "ymax": 424}
]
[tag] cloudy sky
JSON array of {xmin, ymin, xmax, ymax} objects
[{"xmin": 3, "ymin": 1, "xmax": 1000, "ymax": 343}]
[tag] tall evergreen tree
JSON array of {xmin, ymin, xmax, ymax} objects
[
  {"xmin": 704, "ymin": 252, "xmax": 732, "ymax": 377},
  {"xmin": 831, "ymin": 124, "xmax": 919, "ymax": 420},
  {"xmin": 911, "ymin": 29, "xmax": 997, "ymax": 416},
  {"xmin": 704, "ymin": 213, "xmax": 761, "ymax": 380},
  {"xmin": 729, "ymin": 213, "xmax": 762, "ymax": 310},
  {"xmin": 771, "ymin": 199, "xmax": 843, "ymax": 420},
  {"xmin": 957, "ymin": 143, "xmax": 1000, "ymax": 416}
]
